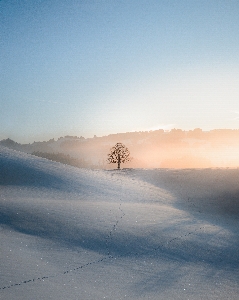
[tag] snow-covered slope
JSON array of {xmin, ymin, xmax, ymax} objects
[{"xmin": 0, "ymin": 146, "xmax": 239, "ymax": 299}]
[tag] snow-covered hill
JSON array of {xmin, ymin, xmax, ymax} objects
[{"xmin": 0, "ymin": 146, "xmax": 239, "ymax": 299}]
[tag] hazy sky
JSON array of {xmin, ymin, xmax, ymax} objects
[{"xmin": 1, "ymin": 0, "xmax": 239, "ymax": 143}]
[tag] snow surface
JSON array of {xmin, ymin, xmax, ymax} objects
[{"xmin": 0, "ymin": 146, "xmax": 239, "ymax": 299}]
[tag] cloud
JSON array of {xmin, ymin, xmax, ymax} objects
[{"xmin": 230, "ymin": 111, "xmax": 239, "ymax": 121}]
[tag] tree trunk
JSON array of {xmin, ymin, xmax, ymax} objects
[{"xmin": 117, "ymin": 154, "xmax": 120, "ymax": 169}]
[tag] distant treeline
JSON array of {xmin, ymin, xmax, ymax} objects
[
  {"xmin": 2, "ymin": 128, "xmax": 239, "ymax": 169},
  {"xmin": 32, "ymin": 151, "xmax": 95, "ymax": 169}
]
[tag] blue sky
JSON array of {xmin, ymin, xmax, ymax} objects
[{"xmin": 1, "ymin": 0, "xmax": 239, "ymax": 143}]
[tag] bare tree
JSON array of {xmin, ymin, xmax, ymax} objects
[{"xmin": 107, "ymin": 142, "xmax": 132, "ymax": 169}]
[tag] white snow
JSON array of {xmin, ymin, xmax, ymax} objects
[{"xmin": 0, "ymin": 146, "xmax": 239, "ymax": 299}]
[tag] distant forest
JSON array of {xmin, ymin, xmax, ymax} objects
[{"xmin": 1, "ymin": 128, "xmax": 239, "ymax": 169}]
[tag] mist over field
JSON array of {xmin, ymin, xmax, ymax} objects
[{"xmin": 2, "ymin": 128, "xmax": 239, "ymax": 169}]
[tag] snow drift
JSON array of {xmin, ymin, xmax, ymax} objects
[{"xmin": 0, "ymin": 146, "xmax": 239, "ymax": 299}]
